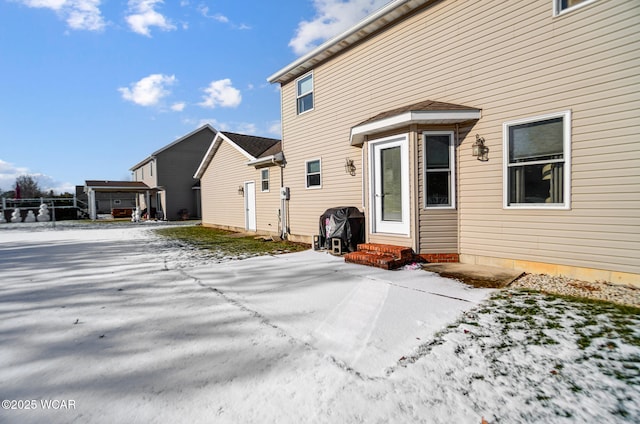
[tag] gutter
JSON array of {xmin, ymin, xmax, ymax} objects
[{"xmin": 267, "ymin": 0, "xmax": 414, "ymax": 84}]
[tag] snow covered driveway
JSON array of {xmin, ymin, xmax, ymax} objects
[{"xmin": 1, "ymin": 225, "xmax": 638, "ymax": 423}]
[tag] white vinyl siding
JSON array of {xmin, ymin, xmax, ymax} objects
[{"xmin": 278, "ymin": 0, "xmax": 639, "ymax": 274}]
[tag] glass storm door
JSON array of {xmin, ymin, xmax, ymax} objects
[{"xmin": 371, "ymin": 135, "xmax": 409, "ymax": 234}]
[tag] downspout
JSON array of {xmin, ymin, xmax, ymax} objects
[{"xmin": 456, "ymin": 124, "xmax": 461, "ymax": 258}]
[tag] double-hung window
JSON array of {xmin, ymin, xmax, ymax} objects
[
  {"xmin": 504, "ymin": 111, "xmax": 571, "ymax": 209},
  {"xmin": 296, "ymin": 72, "xmax": 314, "ymax": 115},
  {"xmin": 305, "ymin": 159, "xmax": 321, "ymax": 189},
  {"xmin": 261, "ymin": 169, "xmax": 269, "ymax": 192},
  {"xmin": 423, "ymin": 131, "xmax": 455, "ymax": 208}
]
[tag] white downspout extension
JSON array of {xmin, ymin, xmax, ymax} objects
[{"xmin": 280, "ymin": 164, "xmax": 287, "ymax": 239}]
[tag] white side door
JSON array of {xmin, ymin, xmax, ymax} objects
[
  {"xmin": 370, "ymin": 134, "xmax": 410, "ymax": 235},
  {"xmin": 245, "ymin": 181, "xmax": 256, "ymax": 231}
]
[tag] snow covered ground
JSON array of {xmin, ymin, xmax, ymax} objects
[{"xmin": 0, "ymin": 223, "xmax": 638, "ymax": 423}]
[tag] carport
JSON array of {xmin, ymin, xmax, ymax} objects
[{"xmin": 84, "ymin": 180, "xmax": 160, "ymax": 220}]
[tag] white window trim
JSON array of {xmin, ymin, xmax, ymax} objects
[
  {"xmin": 502, "ymin": 110, "xmax": 572, "ymax": 210},
  {"xmin": 261, "ymin": 169, "xmax": 270, "ymax": 192},
  {"xmin": 296, "ymin": 71, "xmax": 314, "ymax": 115},
  {"xmin": 553, "ymin": 0, "xmax": 597, "ymax": 17},
  {"xmin": 423, "ymin": 131, "xmax": 456, "ymax": 210},
  {"xmin": 369, "ymin": 134, "xmax": 410, "ymax": 236},
  {"xmin": 305, "ymin": 158, "xmax": 322, "ymax": 189}
]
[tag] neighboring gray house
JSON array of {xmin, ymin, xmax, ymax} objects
[{"xmin": 130, "ymin": 124, "xmax": 216, "ymax": 220}]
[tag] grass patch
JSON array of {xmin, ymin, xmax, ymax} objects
[{"xmin": 154, "ymin": 226, "xmax": 309, "ymax": 257}]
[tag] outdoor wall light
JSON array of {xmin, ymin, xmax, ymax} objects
[
  {"xmin": 345, "ymin": 158, "xmax": 356, "ymax": 176},
  {"xmin": 238, "ymin": 186, "xmax": 244, "ymax": 196},
  {"xmin": 472, "ymin": 134, "xmax": 489, "ymax": 161}
]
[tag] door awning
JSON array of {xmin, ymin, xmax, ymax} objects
[{"xmin": 350, "ymin": 100, "xmax": 481, "ymax": 145}]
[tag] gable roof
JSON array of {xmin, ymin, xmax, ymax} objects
[
  {"xmin": 222, "ymin": 132, "xmax": 281, "ymax": 159},
  {"xmin": 193, "ymin": 132, "xmax": 282, "ymax": 179},
  {"xmin": 350, "ymin": 100, "xmax": 482, "ymax": 145},
  {"xmin": 130, "ymin": 124, "xmax": 216, "ymax": 171},
  {"xmin": 267, "ymin": 0, "xmax": 432, "ymax": 84}
]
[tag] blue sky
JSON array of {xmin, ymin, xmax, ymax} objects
[{"xmin": 0, "ymin": 0, "xmax": 390, "ymax": 194}]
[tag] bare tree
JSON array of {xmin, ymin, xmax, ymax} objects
[{"xmin": 15, "ymin": 175, "xmax": 44, "ymax": 199}]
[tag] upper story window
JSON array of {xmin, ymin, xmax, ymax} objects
[
  {"xmin": 305, "ymin": 159, "xmax": 321, "ymax": 189},
  {"xmin": 141, "ymin": 167, "xmax": 144, "ymax": 179},
  {"xmin": 150, "ymin": 162, "xmax": 153, "ymax": 177},
  {"xmin": 296, "ymin": 72, "xmax": 314, "ymax": 115},
  {"xmin": 554, "ymin": 0, "xmax": 597, "ymax": 16},
  {"xmin": 423, "ymin": 131, "xmax": 455, "ymax": 208},
  {"xmin": 261, "ymin": 169, "xmax": 269, "ymax": 192},
  {"xmin": 503, "ymin": 111, "xmax": 571, "ymax": 209}
]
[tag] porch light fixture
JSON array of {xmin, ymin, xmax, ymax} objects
[
  {"xmin": 472, "ymin": 134, "xmax": 489, "ymax": 161},
  {"xmin": 345, "ymin": 158, "xmax": 356, "ymax": 176},
  {"xmin": 238, "ymin": 185, "xmax": 244, "ymax": 196}
]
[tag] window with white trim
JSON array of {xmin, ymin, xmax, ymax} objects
[
  {"xmin": 305, "ymin": 159, "xmax": 321, "ymax": 189},
  {"xmin": 554, "ymin": 0, "xmax": 597, "ymax": 16},
  {"xmin": 296, "ymin": 72, "xmax": 314, "ymax": 115},
  {"xmin": 261, "ymin": 169, "xmax": 269, "ymax": 192},
  {"xmin": 504, "ymin": 111, "xmax": 571, "ymax": 209},
  {"xmin": 423, "ymin": 131, "xmax": 455, "ymax": 208}
]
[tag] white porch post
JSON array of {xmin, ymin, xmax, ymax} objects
[
  {"xmin": 146, "ymin": 190, "xmax": 151, "ymax": 219},
  {"xmin": 88, "ymin": 189, "xmax": 97, "ymax": 220}
]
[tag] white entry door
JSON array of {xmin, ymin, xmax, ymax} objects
[
  {"xmin": 245, "ymin": 181, "xmax": 256, "ymax": 231},
  {"xmin": 370, "ymin": 134, "xmax": 410, "ymax": 235}
]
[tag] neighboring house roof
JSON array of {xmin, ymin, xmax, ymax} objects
[
  {"xmin": 267, "ymin": 0, "xmax": 431, "ymax": 84},
  {"xmin": 193, "ymin": 132, "xmax": 282, "ymax": 179},
  {"xmin": 222, "ymin": 132, "xmax": 282, "ymax": 159},
  {"xmin": 350, "ymin": 100, "xmax": 482, "ymax": 145},
  {"xmin": 84, "ymin": 180, "xmax": 152, "ymax": 192},
  {"xmin": 130, "ymin": 123, "xmax": 216, "ymax": 171}
]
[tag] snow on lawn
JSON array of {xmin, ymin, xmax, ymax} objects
[{"xmin": 0, "ymin": 224, "xmax": 638, "ymax": 423}]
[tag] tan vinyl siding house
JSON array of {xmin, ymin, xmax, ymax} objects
[
  {"xmin": 268, "ymin": 0, "xmax": 640, "ymax": 285},
  {"xmin": 195, "ymin": 132, "xmax": 283, "ymax": 236},
  {"xmin": 130, "ymin": 124, "xmax": 216, "ymax": 220}
]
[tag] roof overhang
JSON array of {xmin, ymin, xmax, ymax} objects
[
  {"xmin": 246, "ymin": 152, "xmax": 285, "ymax": 168},
  {"xmin": 84, "ymin": 181, "xmax": 156, "ymax": 193},
  {"xmin": 350, "ymin": 109, "xmax": 482, "ymax": 146},
  {"xmin": 267, "ymin": 0, "xmax": 432, "ymax": 85}
]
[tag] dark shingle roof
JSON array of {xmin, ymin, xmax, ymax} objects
[
  {"xmin": 85, "ymin": 180, "xmax": 150, "ymax": 189},
  {"xmin": 222, "ymin": 132, "xmax": 281, "ymax": 158},
  {"xmin": 357, "ymin": 100, "xmax": 480, "ymax": 126}
]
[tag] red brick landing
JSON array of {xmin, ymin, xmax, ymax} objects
[{"xmin": 344, "ymin": 243, "xmax": 415, "ymax": 270}]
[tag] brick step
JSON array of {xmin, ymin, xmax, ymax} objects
[
  {"xmin": 355, "ymin": 243, "xmax": 413, "ymax": 260},
  {"xmin": 344, "ymin": 251, "xmax": 407, "ymax": 270}
]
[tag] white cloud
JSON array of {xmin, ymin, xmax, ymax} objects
[
  {"xmin": 118, "ymin": 74, "xmax": 176, "ymax": 107},
  {"xmin": 171, "ymin": 102, "xmax": 186, "ymax": 112},
  {"xmin": 16, "ymin": 0, "xmax": 106, "ymax": 31},
  {"xmin": 199, "ymin": 79, "xmax": 241, "ymax": 109},
  {"xmin": 289, "ymin": 0, "xmax": 389, "ymax": 55},
  {"xmin": 196, "ymin": 5, "xmax": 250, "ymax": 29},
  {"xmin": 0, "ymin": 159, "xmax": 74, "ymax": 195},
  {"xmin": 125, "ymin": 0, "xmax": 176, "ymax": 37},
  {"xmin": 267, "ymin": 121, "xmax": 282, "ymax": 136}
]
